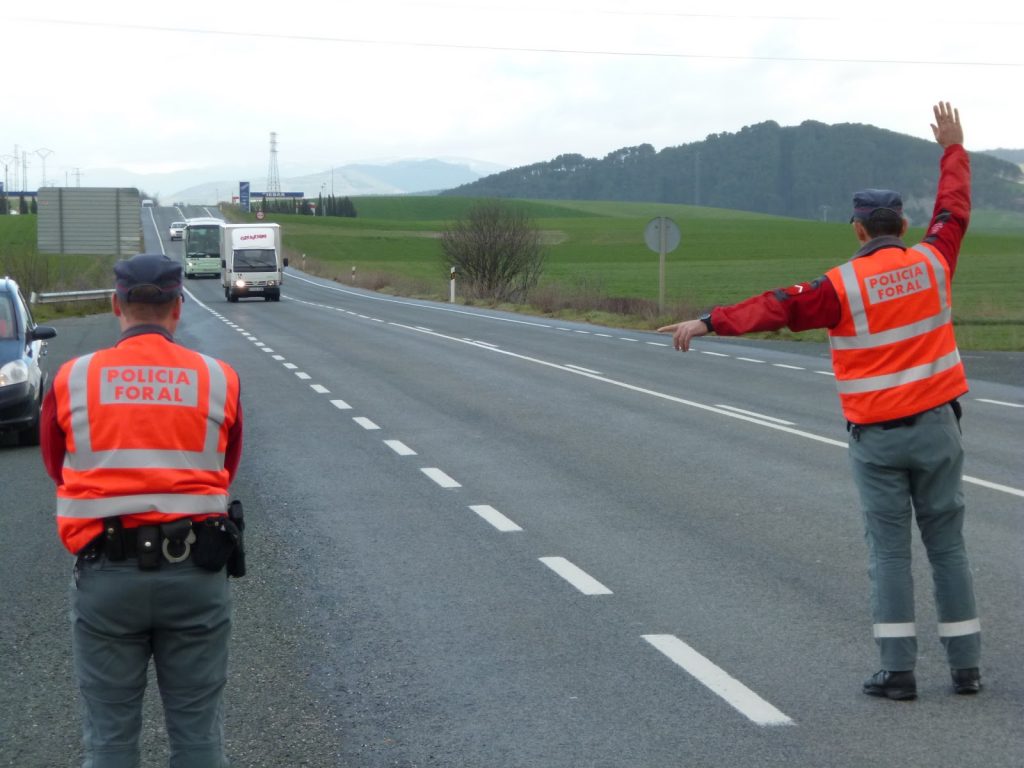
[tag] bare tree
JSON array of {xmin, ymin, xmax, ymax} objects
[{"xmin": 440, "ymin": 200, "xmax": 546, "ymax": 302}]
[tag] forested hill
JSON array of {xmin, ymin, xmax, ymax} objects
[{"xmin": 442, "ymin": 121, "xmax": 1024, "ymax": 224}]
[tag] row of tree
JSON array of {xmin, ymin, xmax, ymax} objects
[
  {"xmin": 0, "ymin": 195, "xmax": 35, "ymax": 215},
  {"xmin": 444, "ymin": 121, "xmax": 1024, "ymax": 223},
  {"xmin": 256, "ymin": 195, "xmax": 357, "ymax": 217}
]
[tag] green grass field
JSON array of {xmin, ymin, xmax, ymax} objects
[
  {"xmin": 4, "ymin": 197, "xmax": 1021, "ymax": 349},
  {"xmin": 235, "ymin": 197, "xmax": 1023, "ymax": 350}
]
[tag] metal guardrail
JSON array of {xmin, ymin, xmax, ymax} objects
[{"xmin": 30, "ymin": 288, "xmax": 115, "ymax": 305}]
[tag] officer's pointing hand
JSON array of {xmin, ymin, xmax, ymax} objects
[{"xmin": 657, "ymin": 319, "xmax": 708, "ymax": 352}]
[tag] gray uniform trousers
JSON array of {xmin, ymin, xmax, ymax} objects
[
  {"xmin": 847, "ymin": 402, "xmax": 981, "ymax": 672},
  {"xmin": 70, "ymin": 555, "xmax": 231, "ymax": 768}
]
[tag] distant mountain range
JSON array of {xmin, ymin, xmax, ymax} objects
[
  {"xmin": 442, "ymin": 123, "xmax": 1024, "ymax": 223},
  {"xmin": 982, "ymin": 148, "xmax": 1024, "ymax": 167},
  {"xmin": 72, "ymin": 158, "xmax": 508, "ymax": 204}
]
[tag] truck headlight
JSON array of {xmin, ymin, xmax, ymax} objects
[{"xmin": 235, "ymin": 279, "xmax": 247, "ymax": 288}]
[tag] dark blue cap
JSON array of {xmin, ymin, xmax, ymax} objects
[
  {"xmin": 114, "ymin": 254, "xmax": 183, "ymax": 303},
  {"xmin": 850, "ymin": 189, "xmax": 903, "ymax": 223}
]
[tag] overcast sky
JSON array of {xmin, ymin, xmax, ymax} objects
[{"xmin": 2, "ymin": 0, "xmax": 1021, "ymax": 188}]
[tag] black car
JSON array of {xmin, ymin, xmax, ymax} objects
[{"xmin": 0, "ymin": 277, "xmax": 57, "ymax": 446}]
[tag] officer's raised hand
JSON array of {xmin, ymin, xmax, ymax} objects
[{"xmin": 931, "ymin": 102, "xmax": 963, "ymax": 148}]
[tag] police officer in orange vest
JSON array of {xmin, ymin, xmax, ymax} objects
[
  {"xmin": 658, "ymin": 102, "xmax": 980, "ymax": 701},
  {"xmin": 41, "ymin": 253, "xmax": 244, "ymax": 766}
]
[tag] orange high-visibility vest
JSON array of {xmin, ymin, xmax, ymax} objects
[
  {"xmin": 826, "ymin": 243, "xmax": 967, "ymax": 424},
  {"xmin": 52, "ymin": 333, "xmax": 240, "ymax": 554}
]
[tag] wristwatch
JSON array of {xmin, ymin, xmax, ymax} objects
[{"xmin": 698, "ymin": 312, "xmax": 714, "ymax": 333}]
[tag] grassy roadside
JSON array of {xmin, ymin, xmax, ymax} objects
[
  {"xmin": 246, "ymin": 197, "xmax": 1023, "ymax": 351},
  {"xmin": 5, "ymin": 198, "xmax": 1022, "ymax": 349}
]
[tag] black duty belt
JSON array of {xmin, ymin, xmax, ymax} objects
[
  {"xmin": 77, "ymin": 505, "xmax": 245, "ymax": 576},
  {"xmin": 80, "ymin": 517, "xmax": 198, "ymax": 569},
  {"xmin": 847, "ymin": 400, "xmax": 961, "ymax": 439}
]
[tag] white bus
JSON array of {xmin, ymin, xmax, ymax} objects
[{"xmin": 182, "ymin": 217, "xmax": 223, "ymax": 279}]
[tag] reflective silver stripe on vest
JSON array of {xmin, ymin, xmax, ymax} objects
[
  {"xmin": 911, "ymin": 244, "xmax": 950, "ymax": 311},
  {"xmin": 57, "ymin": 493, "xmax": 229, "ymax": 519},
  {"xmin": 829, "ymin": 308, "xmax": 953, "ymax": 351},
  {"xmin": 836, "ymin": 261, "xmax": 870, "ymax": 336},
  {"xmin": 830, "ymin": 245, "xmax": 952, "ymax": 351},
  {"xmin": 67, "ymin": 353, "xmax": 96, "ymax": 454},
  {"xmin": 63, "ymin": 353, "xmax": 230, "ymax": 472},
  {"xmin": 200, "ymin": 353, "xmax": 229, "ymax": 451},
  {"xmin": 834, "ymin": 349, "xmax": 962, "ymax": 394}
]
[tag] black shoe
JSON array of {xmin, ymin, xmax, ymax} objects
[
  {"xmin": 863, "ymin": 670, "xmax": 917, "ymax": 700},
  {"xmin": 951, "ymin": 667, "xmax": 982, "ymax": 694}
]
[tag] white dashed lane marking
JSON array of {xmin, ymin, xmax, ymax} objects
[
  {"xmin": 642, "ymin": 635, "xmax": 794, "ymax": 727},
  {"xmin": 330, "ymin": 399, "xmax": 352, "ymax": 410},
  {"xmin": 539, "ymin": 557, "xmax": 613, "ymax": 596},
  {"xmin": 421, "ymin": 467, "xmax": 461, "ymax": 488},
  {"xmin": 384, "ymin": 439, "xmax": 416, "ymax": 456},
  {"xmin": 715, "ymin": 404, "xmax": 795, "ymax": 426},
  {"xmin": 469, "ymin": 505, "xmax": 522, "ymax": 532},
  {"xmin": 353, "ymin": 417, "xmax": 380, "ymax": 430}
]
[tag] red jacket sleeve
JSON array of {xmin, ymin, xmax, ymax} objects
[
  {"xmin": 711, "ymin": 277, "xmax": 841, "ymax": 335},
  {"xmin": 39, "ymin": 384, "xmax": 66, "ymax": 486},
  {"xmin": 224, "ymin": 395, "xmax": 243, "ymax": 484},
  {"xmin": 921, "ymin": 144, "xmax": 970, "ymax": 277}
]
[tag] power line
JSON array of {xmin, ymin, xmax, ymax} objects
[{"xmin": 7, "ymin": 16, "xmax": 1022, "ymax": 67}]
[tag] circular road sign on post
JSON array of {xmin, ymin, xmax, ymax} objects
[
  {"xmin": 644, "ymin": 216, "xmax": 681, "ymax": 314},
  {"xmin": 256, "ymin": 210, "xmax": 265, "ymax": 220}
]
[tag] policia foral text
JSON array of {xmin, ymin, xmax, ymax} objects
[
  {"xmin": 658, "ymin": 102, "xmax": 981, "ymax": 701},
  {"xmin": 41, "ymin": 253, "xmax": 245, "ymax": 767}
]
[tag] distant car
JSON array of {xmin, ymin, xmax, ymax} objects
[
  {"xmin": 169, "ymin": 221, "xmax": 186, "ymax": 240},
  {"xmin": 0, "ymin": 276, "xmax": 57, "ymax": 446}
]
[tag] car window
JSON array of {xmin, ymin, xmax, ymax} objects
[
  {"xmin": 13, "ymin": 288, "xmax": 33, "ymax": 335},
  {"xmin": 0, "ymin": 295, "xmax": 15, "ymax": 339}
]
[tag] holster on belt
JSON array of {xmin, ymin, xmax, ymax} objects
[
  {"xmin": 192, "ymin": 501, "xmax": 245, "ymax": 578},
  {"xmin": 136, "ymin": 526, "xmax": 161, "ymax": 570},
  {"xmin": 103, "ymin": 517, "xmax": 126, "ymax": 561}
]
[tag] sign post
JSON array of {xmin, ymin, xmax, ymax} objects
[{"xmin": 643, "ymin": 216, "xmax": 681, "ymax": 314}]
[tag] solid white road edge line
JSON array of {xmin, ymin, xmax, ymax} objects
[
  {"xmin": 642, "ymin": 635, "xmax": 794, "ymax": 727},
  {"xmin": 387, "ymin": 321, "xmax": 1023, "ymax": 499}
]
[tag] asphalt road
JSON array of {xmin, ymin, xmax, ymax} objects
[{"xmin": 1, "ymin": 208, "xmax": 1021, "ymax": 767}]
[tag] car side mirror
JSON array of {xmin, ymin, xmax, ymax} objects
[
  {"xmin": 283, "ymin": 257, "xmax": 289, "ymax": 267},
  {"xmin": 29, "ymin": 326, "xmax": 57, "ymax": 342},
  {"xmin": 221, "ymin": 260, "xmax": 227, "ymax": 268}
]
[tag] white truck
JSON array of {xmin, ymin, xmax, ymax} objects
[{"xmin": 220, "ymin": 223, "xmax": 288, "ymax": 302}]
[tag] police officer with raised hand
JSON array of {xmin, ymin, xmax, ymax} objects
[
  {"xmin": 41, "ymin": 253, "xmax": 244, "ymax": 766},
  {"xmin": 658, "ymin": 102, "xmax": 981, "ymax": 701}
]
